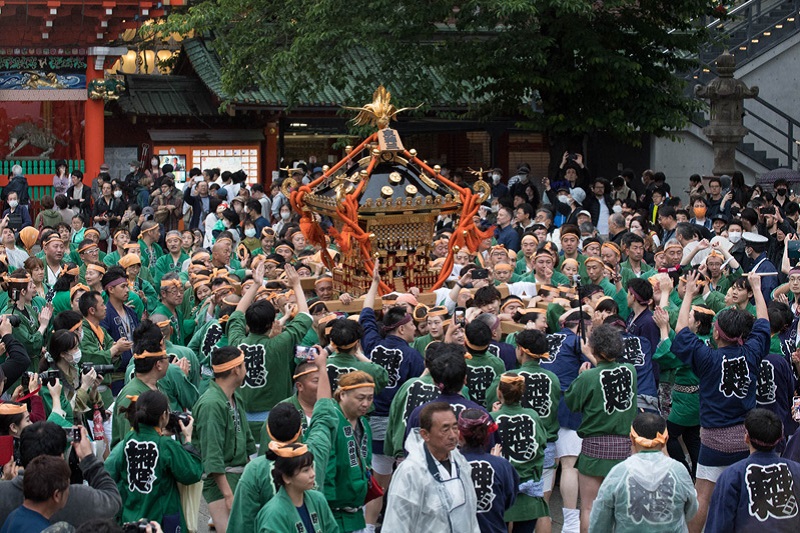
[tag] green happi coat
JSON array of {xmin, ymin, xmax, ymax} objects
[
  {"xmin": 385, "ymin": 374, "xmax": 438, "ymax": 459},
  {"xmin": 486, "ymin": 360, "xmax": 561, "ymax": 442},
  {"xmin": 112, "ymin": 378, "xmax": 158, "ymax": 447},
  {"xmin": 3, "ymin": 303, "xmax": 43, "ymax": 372},
  {"xmin": 465, "ymin": 349, "xmax": 507, "ymax": 408},
  {"xmin": 324, "ymin": 403, "xmax": 372, "ymax": 532},
  {"xmin": 152, "ymin": 303, "xmax": 185, "ymax": 345},
  {"xmin": 106, "ymin": 425, "xmax": 203, "ymax": 533},
  {"xmin": 231, "ymin": 398, "xmax": 339, "ymax": 533},
  {"xmin": 139, "ymin": 240, "xmax": 163, "ymax": 269},
  {"xmin": 122, "ymin": 360, "xmax": 199, "ymax": 414},
  {"xmin": 255, "ymin": 488, "xmax": 339, "ymax": 533},
  {"xmin": 192, "ymin": 380, "xmax": 256, "ymax": 503},
  {"xmin": 227, "ymin": 310, "xmax": 312, "ymax": 440},
  {"xmin": 325, "ymin": 352, "xmax": 389, "ymax": 392},
  {"xmin": 153, "ymin": 252, "xmax": 190, "ymax": 288},
  {"xmin": 492, "ymin": 403, "xmax": 549, "ymax": 521},
  {"xmin": 565, "ymin": 360, "xmax": 638, "ymax": 478},
  {"xmin": 187, "ymin": 318, "xmax": 228, "ymax": 395},
  {"xmin": 652, "ymin": 333, "xmax": 701, "ymax": 428},
  {"xmin": 79, "ymin": 319, "xmax": 120, "ymax": 407}
]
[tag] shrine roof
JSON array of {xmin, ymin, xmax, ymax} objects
[
  {"xmin": 116, "ymin": 74, "xmax": 218, "ymax": 116},
  {"xmin": 182, "ymin": 38, "xmax": 472, "ymax": 110}
]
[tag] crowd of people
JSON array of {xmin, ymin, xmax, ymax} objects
[{"xmin": 0, "ymin": 153, "xmax": 799, "ymax": 533}]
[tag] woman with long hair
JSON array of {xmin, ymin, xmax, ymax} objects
[
  {"xmin": 254, "ymin": 442, "xmax": 337, "ymax": 532},
  {"xmin": 106, "ymin": 389, "xmax": 202, "ymax": 533}
]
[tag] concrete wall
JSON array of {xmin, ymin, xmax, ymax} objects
[{"xmin": 652, "ymin": 32, "xmax": 800, "ymax": 187}]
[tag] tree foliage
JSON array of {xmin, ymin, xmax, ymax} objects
[{"xmin": 157, "ymin": 0, "xmax": 718, "ymax": 145}]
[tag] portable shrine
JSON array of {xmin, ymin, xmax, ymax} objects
[{"xmin": 284, "ymin": 86, "xmax": 493, "ymax": 296}]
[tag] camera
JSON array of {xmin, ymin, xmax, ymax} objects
[
  {"xmin": 1, "ymin": 315, "xmax": 20, "ymax": 327},
  {"xmin": 122, "ymin": 519, "xmax": 151, "ymax": 532},
  {"xmin": 81, "ymin": 363, "xmax": 115, "ymax": 375},
  {"xmin": 471, "ymin": 268, "xmax": 489, "ymax": 280},
  {"xmin": 39, "ymin": 369, "xmax": 60, "ymax": 387},
  {"xmin": 166, "ymin": 411, "xmax": 190, "ymax": 435}
]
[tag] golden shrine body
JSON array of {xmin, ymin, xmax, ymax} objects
[{"xmin": 284, "ymin": 86, "xmax": 490, "ymax": 297}]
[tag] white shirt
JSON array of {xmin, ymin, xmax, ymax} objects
[{"xmin": 597, "ymin": 198, "xmax": 610, "ymax": 235}]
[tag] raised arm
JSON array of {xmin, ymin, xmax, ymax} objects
[
  {"xmin": 284, "ymin": 264, "xmax": 308, "ymax": 315},
  {"xmin": 363, "ymin": 259, "xmax": 381, "ymax": 310},
  {"xmin": 236, "ymin": 262, "xmax": 264, "ymax": 313},
  {"xmin": 675, "ymin": 270, "xmax": 698, "ymax": 333},
  {"xmin": 748, "ymin": 271, "xmax": 768, "ymax": 321}
]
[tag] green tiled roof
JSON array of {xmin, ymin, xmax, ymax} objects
[
  {"xmin": 182, "ymin": 38, "xmax": 471, "ymax": 109},
  {"xmin": 117, "ymin": 74, "xmax": 219, "ymax": 117}
]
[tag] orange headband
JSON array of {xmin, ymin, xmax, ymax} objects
[
  {"xmin": 561, "ymin": 258, "xmax": 579, "ymax": 269},
  {"xmin": 427, "ymin": 306, "xmax": 449, "ymax": 317},
  {"xmin": 333, "ymin": 340, "xmax": 359, "ymax": 351},
  {"xmin": 69, "ymin": 322, "xmax": 82, "ymax": 332},
  {"xmin": 64, "ymin": 266, "xmax": 80, "ymax": 276},
  {"xmin": 267, "ymin": 440, "xmax": 309, "ymax": 457},
  {"xmin": 166, "ymin": 234, "xmax": 182, "ymax": 244},
  {"xmin": 584, "ymin": 257, "xmax": 604, "ymax": 268},
  {"xmin": 78, "ymin": 243, "xmax": 99, "ymax": 254},
  {"xmin": 293, "ymin": 367, "xmax": 318, "ymax": 380},
  {"xmin": 266, "ymin": 426, "xmax": 302, "ymax": 446},
  {"xmin": 521, "ymin": 235, "xmax": 538, "ymax": 244},
  {"xmin": 133, "ymin": 349, "xmax": 167, "ymax": 360},
  {"xmin": 465, "ymin": 340, "xmax": 489, "ymax": 352},
  {"xmin": 519, "ymin": 346, "xmax": 550, "ymax": 359},
  {"xmin": 0, "ymin": 403, "xmax": 27, "ymax": 415},
  {"xmin": 500, "ymin": 374, "xmax": 525, "ymax": 384},
  {"xmin": 192, "ymin": 252, "xmax": 211, "ymax": 262},
  {"xmin": 124, "ymin": 243, "xmax": 140, "ymax": 250},
  {"xmin": 654, "ymin": 250, "xmax": 665, "ymax": 258},
  {"xmin": 707, "ymin": 250, "xmax": 724, "ymax": 260},
  {"xmin": 192, "ymin": 276, "xmax": 211, "ymax": 289},
  {"xmin": 630, "ymin": 427, "xmax": 668, "ymax": 448},
  {"xmin": 161, "ymin": 279, "xmax": 183, "ymax": 290},
  {"xmin": 339, "ymin": 382, "xmax": 375, "ymax": 391},
  {"xmin": 315, "ymin": 277, "xmax": 333, "ymax": 287},
  {"xmin": 142, "ymin": 224, "xmax": 160, "ymax": 235},
  {"xmin": 601, "ymin": 242, "xmax": 621, "ymax": 257},
  {"xmin": 70, "ymin": 283, "xmax": 90, "ymax": 297},
  {"xmin": 86, "ymin": 264, "xmax": 106, "ymax": 274},
  {"xmin": 494, "ymin": 264, "xmax": 514, "ymax": 273},
  {"xmin": 665, "ymin": 242, "xmax": 683, "ymax": 252},
  {"xmin": 691, "ymin": 305, "xmax": 716, "ymax": 316},
  {"xmin": 216, "ymin": 237, "xmax": 233, "ymax": 245},
  {"xmin": 212, "ymin": 353, "xmax": 245, "ymax": 373},
  {"xmin": 275, "ymin": 244, "xmax": 293, "ymax": 254},
  {"xmin": 119, "ymin": 254, "xmax": 141, "ymax": 269},
  {"xmin": 43, "ymin": 234, "xmax": 63, "ymax": 246},
  {"xmin": 84, "ymin": 228, "xmax": 100, "ymax": 238},
  {"xmin": 500, "ymin": 299, "xmax": 523, "ymax": 312}
]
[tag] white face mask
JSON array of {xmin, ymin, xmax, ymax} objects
[
  {"xmin": 281, "ymin": 212, "xmax": 291, "ymax": 220},
  {"xmin": 8, "ymin": 200, "xmax": 18, "ymax": 209},
  {"xmin": 245, "ymin": 228, "xmax": 256, "ymax": 238},
  {"xmin": 612, "ymin": 205, "xmax": 623, "ymax": 213},
  {"xmin": 492, "ymin": 173, "xmax": 501, "ymax": 184},
  {"xmin": 558, "ymin": 195, "xmax": 569, "ymax": 204},
  {"xmin": 113, "ymin": 190, "xmax": 123, "ymax": 198},
  {"xmin": 129, "ymin": 167, "xmax": 137, "ymax": 173},
  {"xmin": 222, "ymin": 220, "xmax": 232, "ymax": 228},
  {"xmin": 728, "ymin": 231, "xmax": 742, "ymax": 243},
  {"xmin": 491, "ymin": 205, "xmax": 499, "ymax": 213},
  {"xmin": 68, "ymin": 349, "xmax": 82, "ymax": 365}
]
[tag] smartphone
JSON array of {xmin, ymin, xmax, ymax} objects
[
  {"xmin": 454, "ymin": 307, "xmax": 466, "ymax": 327},
  {"xmin": 72, "ymin": 427, "xmax": 82, "ymax": 443},
  {"xmin": 793, "ymin": 396, "xmax": 800, "ymax": 422},
  {"xmin": 295, "ymin": 346, "xmax": 317, "ymax": 362},
  {"xmin": 472, "ymin": 268, "xmax": 489, "ymax": 280}
]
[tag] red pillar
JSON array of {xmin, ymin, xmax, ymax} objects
[
  {"xmin": 85, "ymin": 55, "xmax": 105, "ymax": 180},
  {"xmin": 264, "ymin": 122, "xmax": 279, "ymax": 188}
]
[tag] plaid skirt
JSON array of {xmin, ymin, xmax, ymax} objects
[{"xmin": 581, "ymin": 435, "xmax": 632, "ymax": 461}]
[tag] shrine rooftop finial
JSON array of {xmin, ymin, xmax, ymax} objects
[{"xmin": 343, "ymin": 85, "xmax": 421, "ymax": 130}]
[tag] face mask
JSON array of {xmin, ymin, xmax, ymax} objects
[
  {"xmin": 245, "ymin": 228, "xmax": 256, "ymax": 238},
  {"xmin": 558, "ymin": 195, "xmax": 569, "ymax": 204},
  {"xmin": 69, "ymin": 349, "xmax": 82, "ymax": 365},
  {"xmin": 8, "ymin": 200, "xmax": 18, "ymax": 209},
  {"xmin": 79, "ymin": 330, "xmax": 84, "ymax": 342},
  {"xmin": 777, "ymin": 188, "xmax": 788, "ymax": 196},
  {"xmin": 694, "ymin": 207, "xmax": 707, "ymax": 219},
  {"xmin": 728, "ymin": 231, "xmax": 742, "ymax": 243},
  {"xmin": 281, "ymin": 212, "xmax": 291, "ymax": 220},
  {"xmin": 491, "ymin": 205, "xmax": 500, "ymax": 213},
  {"xmin": 129, "ymin": 167, "xmax": 136, "ymax": 173},
  {"xmin": 222, "ymin": 220, "xmax": 232, "ymax": 228},
  {"xmin": 151, "ymin": 160, "xmax": 159, "ymax": 167},
  {"xmin": 492, "ymin": 174, "xmax": 501, "ymax": 184},
  {"xmin": 612, "ymin": 205, "xmax": 623, "ymax": 213},
  {"xmin": 113, "ymin": 190, "xmax": 123, "ymax": 198}
]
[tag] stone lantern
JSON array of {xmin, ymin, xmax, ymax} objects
[{"xmin": 694, "ymin": 50, "xmax": 759, "ymax": 176}]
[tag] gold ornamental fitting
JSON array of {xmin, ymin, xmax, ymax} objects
[
  {"xmin": 405, "ymin": 185, "xmax": 418, "ymax": 196},
  {"xmin": 409, "ymin": 149, "xmax": 418, "ymax": 157},
  {"xmin": 381, "ymin": 186, "xmax": 393, "ymax": 198},
  {"xmin": 372, "ymin": 148, "xmax": 381, "ymax": 156},
  {"xmin": 433, "ymin": 165, "xmax": 442, "ymax": 173},
  {"xmin": 359, "ymin": 169, "xmax": 369, "ymax": 179},
  {"xmin": 453, "ymin": 246, "xmax": 460, "ymax": 253},
  {"xmin": 389, "ymin": 172, "xmax": 402, "ymax": 184},
  {"xmin": 322, "ymin": 165, "xmax": 330, "ymax": 172},
  {"xmin": 345, "ymin": 146, "xmax": 353, "ymax": 154}
]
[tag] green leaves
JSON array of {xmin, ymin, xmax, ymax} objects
[{"xmin": 160, "ymin": 0, "xmax": 713, "ymax": 143}]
